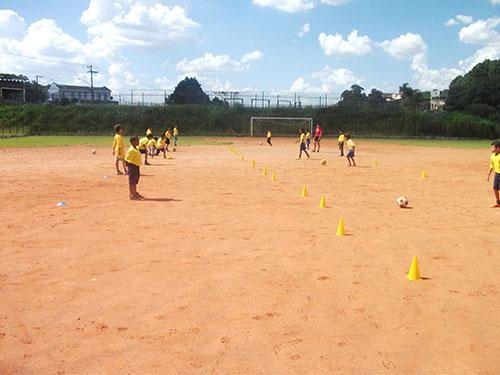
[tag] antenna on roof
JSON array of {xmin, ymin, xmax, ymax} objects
[{"xmin": 86, "ymin": 65, "xmax": 98, "ymax": 103}]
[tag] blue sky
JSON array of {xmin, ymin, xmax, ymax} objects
[{"xmin": 0, "ymin": 0, "xmax": 499, "ymax": 100}]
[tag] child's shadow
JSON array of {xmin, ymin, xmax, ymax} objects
[{"xmin": 141, "ymin": 198, "xmax": 182, "ymax": 202}]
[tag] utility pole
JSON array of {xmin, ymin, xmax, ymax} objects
[
  {"xmin": 34, "ymin": 75, "xmax": 43, "ymax": 103},
  {"xmin": 35, "ymin": 75, "xmax": 43, "ymax": 84},
  {"xmin": 87, "ymin": 65, "xmax": 98, "ymax": 103}
]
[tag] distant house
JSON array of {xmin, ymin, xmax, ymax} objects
[
  {"xmin": 430, "ymin": 89, "xmax": 448, "ymax": 111},
  {"xmin": 0, "ymin": 74, "xmax": 27, "ymax": 103},
  {"xmin": 382, "ymin": 92, "xmax": 402, "ymax": 102},
  {"xmin": 48, "ymin": 83, "xmax": 112, "ymax": 103}
]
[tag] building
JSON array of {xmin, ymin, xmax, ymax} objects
[
  {"xmin": 382, "ymin": 92, "xmax": 402, "ymax": 102},
  {"xmin": 430, "ymin": 89, "xmax": 448, "ymax": 111},
  {"xmin": 48, "ymin": 83, "xmax": 112, "ymax": 103},
  {"xmin": 0, "ymin": 74, "xmax": 27, "ymax": 103}
]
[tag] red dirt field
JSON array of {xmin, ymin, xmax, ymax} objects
[{"xmin": 0, "ymin": 138, "xmax": 499, "ymax": 374}]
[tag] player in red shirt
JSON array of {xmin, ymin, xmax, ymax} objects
[{"xmin": 312, "ymin": 124, "xmax": 323, "ymax": 152}]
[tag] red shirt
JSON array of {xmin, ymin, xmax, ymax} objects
[{"xmin": 314, "ymin": 127, "xmax": 323, "ymax": 138}]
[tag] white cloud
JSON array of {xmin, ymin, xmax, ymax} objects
[
  {"xmin": 0, "ymin": 9, "xmax": 26, "ymax": 39},
  {"xmin": 379, "ymin": 33, "xmax": 427, "ymax": 59},
  {"xmin": 252, "ymin": 0, "xmax": 314, "ymax": 13},
  {"xmin": 290, "ymin": 65, "xmax": 363, "ymax": 93},
  {"xmin": 81, "ymin": 0, "xmax": 200, "ymax": 48},
  {"xmin": 252, "ymin": 0, "xmax": 350, "ymax": 12},
  {"xmin": 458, "ymin": 16, "xmax": 500, "ymax": 44},
  {"xmin": 176, "ymin": 51, "xmax": 263, "ymax": 74},
  {"xmin": 241, "ymin": 50, "xmax": 264, "ymax": 63},
  {"xmin": 319, "ymin": 29, "xmax": 372, "ymax": 56},
  {"xmin": 297, "ymin": 23, "xmax": 310, "ymax": 37},
  {"xmin": 445, "ymin": 14, "xmax": 473, "ymax": 27},
  {"xmin": 489, "ymin": 0, "xmax": 500, "ymax": 5}
]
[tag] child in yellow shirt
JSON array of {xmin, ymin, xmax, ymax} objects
[
  {"xmin": 266, "ymin": 130, "xmax": 272, "ymax": 146},
  {"xmin": 487, "ymin": 141, "xmax": 500, "ymax": 207},
  {"xmin": 338, "ymin": 131, "xmax": 345, "ymax": 157},
  {"xmin": 173, "ymin": 126, "xmax": 179, "ymax": 147},
  {"xmin": 165, "ymin": 128, "xmax": 172, "ymax": 152},
  {"xmin": 295, "ymin": 128, "xmax": 310, "ymax": 160},
  {"xmin": 156, "ymin": 135, "xmax": 167, "ymax": 158},
  {"xmin": 125, "ymin": 136, "xmax": 144, "ymax": 200},
  {"xmin": 112, "ymin": 124, "xmax": 127, "ymax": 175},
  {"xmin": 345, "ymin": 133, "xmax": 356, "ymax": 167},
  {"xmin": 305, "ymin": 130, "xmax": 311, "ymax": 150},
  {"xmin": 137, "ymin": 134, "xmax": 152, "ymax": 165}
]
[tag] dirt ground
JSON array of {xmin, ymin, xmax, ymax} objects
[{"xmin": 0, "ymin": 138, "xmax": 499, "ymax": 374}]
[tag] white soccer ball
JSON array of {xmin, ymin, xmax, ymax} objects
[
  {"xmin": 396, "ymin": 196, "xmax": 408, "ymax": 208},
  {"xmin": 92, "ymin": 149, "xmax": 96, "ymax": 155},
  {"xmin": 321, "ymin": 159, "xmax": 327, "ymax": 166},
  {"xmin": 259, "ymin": 142, "xmax": 263, "ymax": 146}
]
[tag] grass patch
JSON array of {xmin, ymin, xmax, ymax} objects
[
  {"xmin": 0, "ymin": 136, "xmax": 233, "ymax": 148},
  {"xmin": 365, "ymin": 138, "xmax": 492, "ymax": 149}
]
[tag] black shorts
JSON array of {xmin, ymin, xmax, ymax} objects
[
  {"xmin": 314, "ymin": 136, "xmax": 320, "ymax": 141},
  {"xmin": 347, "ymin": 150, "xmax": 355, "ymax": 158},
  {"xmin": 494, "ymin": 173, "xmax": 500, "ymax": 190},
  {"xmin": 166, "ymin": 139, "xmax": 171, "ymax": 145},
  {"xmin": 139, "ymin": 149, "xmax": 147, "ymax": 154},
  {"xmin": 128, "ymin": 164, "xmax": 140, "ymax": 186},
  {"xmin": 300, "ymin": 143, "xmax": 307, "ymax": 151}
]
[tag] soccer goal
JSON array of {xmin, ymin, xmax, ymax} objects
[{"xmin": 250, "ymin": 117, "xmax": 313, "ymax": 137}]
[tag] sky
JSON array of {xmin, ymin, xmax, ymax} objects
[{"xmin": 0, "ymin": 0, "xmax": 499, "ymax": 100}]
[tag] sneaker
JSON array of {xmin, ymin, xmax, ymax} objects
[{"xmin": 130, "ymin": 194, "xmax": 140, "ymax": 201}]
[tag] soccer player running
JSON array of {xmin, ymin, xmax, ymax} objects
[{"xmin": 312, "ymin": 124, "xmax": 323, "ymax": 153}]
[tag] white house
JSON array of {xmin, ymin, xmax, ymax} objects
[
  {"xmin": 430, "ymin": 89, "xmax": 448, "ymax": 111},
  {"xmin": 48, "ymin": 83, "xmax": 112, "ymax": 103}
]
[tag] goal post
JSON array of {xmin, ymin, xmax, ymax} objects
[{"xmin": 250, "ymin": 117, "xmax": 313, "ymax": 137}]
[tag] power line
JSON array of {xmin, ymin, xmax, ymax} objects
[{"xmin": 87, "ymin": 65, "xmax": 98, "ymax": 103}]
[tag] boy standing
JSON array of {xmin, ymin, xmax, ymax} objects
[
  {"xmin": 165, "ymin": 128, "xmax": 172, "ymax": 152},
  {"xmin": 338, "ymin": 131, "xmax": 345, "ymax": 156},
  {"xmin": 305, "ymin": 129, "xmax": 311, "ymax": 150},
  {"xmin": 112, "ymin": 124, "xmax": 127, "ymax": 175},
  {"xmin": 345, "ymin": 134, "xmax": 356, "ymax": 167},
  {"xmin": 295, "ymin": 129, "xmax": 310, "ymax": 160},
  {"xmin": 312, "ymin": 124, "xmax": 322, "ymax": 153},
  {"xmin": 125, "ymin": 136, "xmax": 144, "ymax": 200},
  {"xmin": 266, "ymin": 129, "xmax": 272, "ymax": 146},
  {"xmin": 487, "ymin": 141, "xmax": 500, "ymax": 208}
]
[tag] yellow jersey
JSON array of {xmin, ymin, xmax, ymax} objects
[
  {"xmin": 147, "ymin": 139, "xmax": 156, "ymax": 148},
  {"xmin": 300, "ymin": 133, "xmax": 306, "ymax": 144},
  {"xmin": 305, "ymin": 132, "xmax": 311, "ymax": 140},
  {"xmin": 125, "ymin": 146, "xmax": 141, "ymax": 166},
  {"xmin": 112, "ymin": 134, "xmax": 125, "ymax": 159},
  {"xmin": 490, "ymin": 153, "xmax": 500, "ymax": 174},
  {"xmin": 267, "ymin": 131, "xmax": 272, "ymax": 138},
  {"xmin": 338, "ymin": 134, "xmax": 345, "ymax": 142},
  {"xmin": 138, "ymin": 137, "xmax": 149, "ymax": 150},
  {"xmin": 165, "ymin": 131, "xmax": 172, "ymax": 140},
  {"xmin": 157, "ymin": 138, "xmax": 166, "ymax": 148},
  {"xmin": 347, "ymin": 139, "xmax": 355, "ymax": 150},
  {"xmin": 173, "ymin": 127, "xmax": 179, "ymax": 136}
]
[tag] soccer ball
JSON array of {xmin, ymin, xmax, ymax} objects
[
  {"xmin": 173, "ymin": 147, "xmax": 177, "ymax": 152},
  {"xmin": 259, "ymin": 142, "xmax": 263, "ymax": 146},
  {"xmin": 321, "ymin": 159, "xmax": 327, "ymax": 166},
  {"xmin": 92, "ymin": 149, "xmax": 96, "ymax": 155},
  {"xmin": 396, "ymin": 196, "xmax": 409, "ymax": 208}
]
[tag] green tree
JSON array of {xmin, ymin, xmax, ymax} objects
[
  {"xmin": 338, "ymin": 84, "xmax": 367, "ymax": 108},
  {"xmin": 367, "ymin": 88, "xmax": 386, "ymax": 109},
  {"xmin": 446, "ymin": 59, "xmax": 500, "ymax": 116},
  {"xmin": 168, "ymin": 77, "xmax": 210, "ymax": 105}
]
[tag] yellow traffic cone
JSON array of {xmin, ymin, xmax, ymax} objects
[
  {"xmin": 319, "ymin": 195, "xmax": 326, "ymax": 208},
  {"xmin": 421, "ymin": 170, "xmax": 428, "ymax": 179},
  {"xmin": 301, "ymin": 185, "xmax": 308, "ymax": 197},
  {"xmin": 336, "ymin": 217, "xmax": 345, "ymax": 236},
  {"xmin": 271, "ymin": 171, "xmax": 277, "ymax": 181},
  {"xmin": 373, "ymin": 160, "xmax": 379, "ymax": 167},
  {"xmin": 262, "ymin": 167, "xmax": 268, "ymax": 176},
  {"xmin": 406, "ymin": 256, "xmax": 421, "ymax": 281},
  {"xmin": 251, "ymin": 159, "xmax": 256, "ymax": 168}
]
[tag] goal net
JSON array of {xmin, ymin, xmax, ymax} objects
[{"xmin": 250, "ymin": 117, "xmax": 313, "ymax": 137}]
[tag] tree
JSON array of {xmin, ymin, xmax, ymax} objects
[
  {"xmin": 446, "ymin": 59, "xmax": 500, "ymax": 116},
  {"xmin": 399, "ymin": 83, "xmax": 429, "ymax": 112},
  {"xmin": 338, "ymin": 85, "xmax": 367, "ymax": 108},
  {"xmin": 367, "ymin": 88, "xmax": 386, "ymax": 109},
  {"xmin": 168, "ymin": 77, "xmax": 210, "ymax": 105}
]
